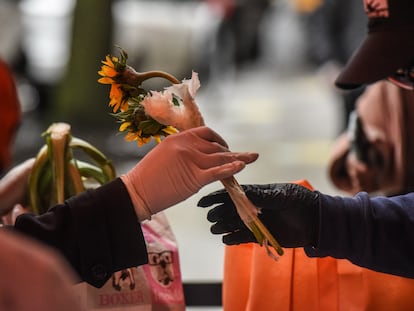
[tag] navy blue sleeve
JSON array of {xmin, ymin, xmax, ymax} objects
[
  {"xmin": 306, "ymin": 191, "xmax": 414, "ymax": 278},
  {"xmin": 14, "ymin": 178, "xmax": 148, "ymax": 288}
]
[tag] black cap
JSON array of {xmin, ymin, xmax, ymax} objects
[{"xmin": 335, "ymin": 0, "xmax": 414, "ymax": 89}]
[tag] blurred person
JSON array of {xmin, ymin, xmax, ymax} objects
[
  {"xmin": 0, "ymin": 230, "xmax": 82, "ymax": 310},
  {"xmin": 204, "ymin": 81, "xmax": 414, "ymax": 311},
  {"xmin": 0, "ymin": 56, "xmax": 73, "ymax": 308},
  {"xmin": 328, "ymin": 80, "xmax": 414, "ymax": 196},
  {"xmin": 198, "ymin": 0, "xmax": 414, "ymax": 280},
  {"xmin": 208, "ymin": 0, "xmax": 272, "ymax": 73},
  {"xmin": 304, "ymin": 0, "xmax": 367, "ymax": 132}
]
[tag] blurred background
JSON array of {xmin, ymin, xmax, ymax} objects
[{"xmin": 1, "ymin": 0, "xmax": 362, "ymax": 309}]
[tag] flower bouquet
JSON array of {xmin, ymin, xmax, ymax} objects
[{"xmin": 98, "ymin": 48, "xmax": 284, "ymax": 259}]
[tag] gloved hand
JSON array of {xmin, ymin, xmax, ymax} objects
[
  {"xmin": 197, "ymin": 183, "xmax": 320, "ymax": 248},
  {"xmin": 0, "ymin": 158, "xmax": 35, "ymax": 216},
  {"xmin": 121, "ymin": 126, "xmax": 259, "ymax": 221}
]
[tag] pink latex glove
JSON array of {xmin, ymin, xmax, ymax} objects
[{"xmin": 121, "ymin": 126, "xmax": 259, "ymax": 221}]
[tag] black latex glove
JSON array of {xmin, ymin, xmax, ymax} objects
[{"xmin": 197, "ymin": 183, "xmax": 320, "ymax": 248}]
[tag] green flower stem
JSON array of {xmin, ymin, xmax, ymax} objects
[
  {"xmin": 47, "ymin": 123, "xmax": 71, "ymax": 204},
  {"xmin": 221, "ymin": 176, "xmax": 284, "ymax": 257},
  {"xmin": 121, "ymin": 68, "xmax": 180, "ymax": 91},
  {"xmin": 28, "ymin": 145, "xmax": 48, "ymax": 214},
  {"xmin": 138, "ymin": 70, "xmax": 180, "ymax": 85}
]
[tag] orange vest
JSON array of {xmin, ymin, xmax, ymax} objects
[{"xmin": 223, "ymin": 180, "xmax": 414, "ymax": 311}]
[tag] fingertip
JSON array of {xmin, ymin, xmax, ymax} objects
[
  {"xmin": 248, "ymin": 152, "xmax": 259, "ymax": 163},
  {"xmin": 232, "ymin": 161, "xmax": 246, "ymax": 173},
  {"xmin": 234, "ymin": 152, "xmax": 259, "ymax": 164},
  {"xmin": 197, "ymin": 199, "xmax": 213, "ymax": 208},
  {"xmin": 208, "ymin": 161, "xmax": 246, "ymax": 183}
]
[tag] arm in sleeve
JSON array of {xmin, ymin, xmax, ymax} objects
[
  {"xmin": 306, "ymin": 191, "xmax": 414, "ymax": 278},
  {"xmin": 13, "ymin": 178, "xmax": 148, "ymax": 288}
]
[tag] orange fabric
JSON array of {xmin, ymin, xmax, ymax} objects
[
  {"xmin": 223, "ymin": 179, "xmax": 414, "ymax": 311},
  {"xmin": 291, "ymin": 0, "xmax": 323, "ymax": 13}
]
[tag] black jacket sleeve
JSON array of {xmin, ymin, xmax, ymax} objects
[
  {"xmin": 306, "ymin": 191, "xmax": 414, "ymax": 279},
  {"xmin": 13, "ymin": 178, "xmax": 148, "ymax": 288}
]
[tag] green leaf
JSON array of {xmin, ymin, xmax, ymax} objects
[{"xmin": 139, "ymin": 120, "xmax": 163, "ymax": 135}]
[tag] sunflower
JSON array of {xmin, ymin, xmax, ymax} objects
[
  {"xmin": 98, "ymin": 55, "xmax": 119, "ymax": 79},
  {"xmin": 99, "ymin": 49, "xmax": 179, "ymax": 146},
  {"xmin": 108, "ymin": 84, "xmax": 127, "ymax": 112},
  {"xmin": 98, "ymin": 52, "xmax": 131, "ymax": 113}
]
